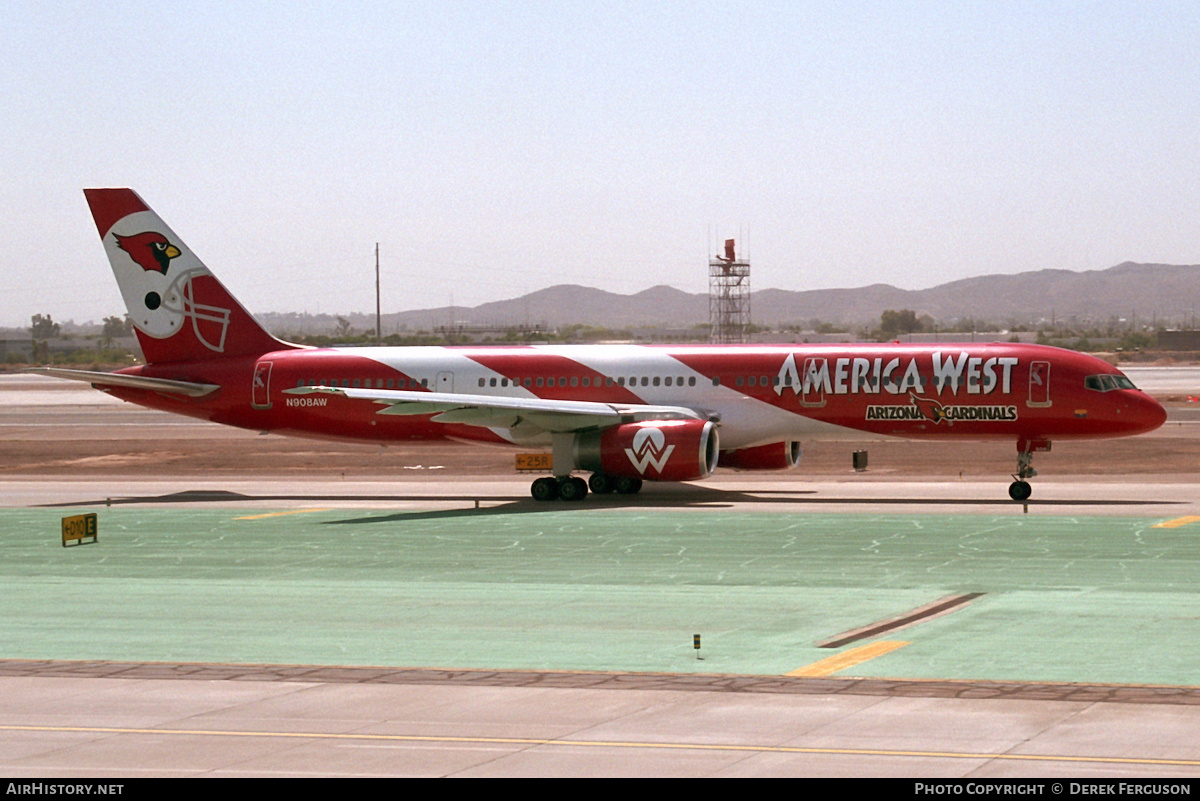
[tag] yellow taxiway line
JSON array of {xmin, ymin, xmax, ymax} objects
[
  {"xmin": 1152, "ymin": 515, "xmax": 1200, "ymax": 529},
  {"xmin": 786, "ymin": 640, "xmax": 910, "ymax": 678},
  {"xmin": 233, "ymin": 509, "xmax": 332, "ymax": 521}
]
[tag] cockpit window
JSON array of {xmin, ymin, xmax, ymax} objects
[{"xmin": 1085, "ymin": 374, "xmax": 1138, "ymax": 392}]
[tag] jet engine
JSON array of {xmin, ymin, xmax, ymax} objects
[
  {"xmin": 719, "ymin": 441, "xmax": 803, "ymax": 471},
  {"xmin": 575, "ymin": 419, "xmax": 718, "ymax": 482}
]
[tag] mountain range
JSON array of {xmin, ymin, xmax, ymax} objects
[{"xmin": 259, "ymin": 261, "xmax": 1200, "ymax": 335}]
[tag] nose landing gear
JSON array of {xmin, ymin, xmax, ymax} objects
[{"xmin": 1009, "ymin": 439, "xmax": 1051, "ymax": 501}]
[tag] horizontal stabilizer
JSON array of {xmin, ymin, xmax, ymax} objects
[{"xmin": 28, "ymin": 367, "xmax": 220, "ymax": 398}]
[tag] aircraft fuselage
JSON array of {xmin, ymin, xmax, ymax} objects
[{"xmin": 109, "ymin": 341, "xmax": 1165, "ymax": 451}]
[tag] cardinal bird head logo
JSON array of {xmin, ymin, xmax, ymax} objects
[
  {"xmin": 115, "ymin": 231, "xmax": 181, "ymax": 275},
  {"xmin": 909, "ymin": 392, "xmax": 950, "ymax": 424}
]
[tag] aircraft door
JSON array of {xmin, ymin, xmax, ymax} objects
[
  {"xmin": 252, "ymin": 360, "xmax": 273, "ymax": 409},
  {"xmin": 801, "ymin": 357, "xmax": 827, "ymax": 407},
  {"xmin": 437, "ymin": 371, "xmax": 455, "ymax": 393},
  {"xmin": 1027, "ymin": 361, "xmax": 1051, "ymax": 407}
]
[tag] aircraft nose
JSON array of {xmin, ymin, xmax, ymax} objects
[{"xmin": 1124, "ymin": 392, "xmax": 1168, "ymax": 435}]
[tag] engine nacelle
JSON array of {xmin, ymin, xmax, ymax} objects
[
  {"xmin": 719, "ymin": 441, "xmax": 803, "ymax": 471},
  {"xmin": 576, "ymin": 419, "xmax": 719, "ymax": 482}
]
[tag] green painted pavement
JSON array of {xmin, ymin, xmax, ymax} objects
[{"xmin": 1, "ymin": 507, "xmax": 1197, "ymax": 684}]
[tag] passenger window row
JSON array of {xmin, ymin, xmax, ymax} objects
[
  {"xmin": 475, "ymin": 375, "xmax": 701, "ymax": 389},
  {"xmin": 295, "ymin": 378, "xmax": 427, "ymax": 389},
  {"xmin": 291, "ymin": 372, "xmax": 875, "ymax": 392},
  {"xmin": 291, "ymin": 374, "xmax": 811, "ymax": 391}
]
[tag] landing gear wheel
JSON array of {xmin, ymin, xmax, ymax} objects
[
  {"xmin": 531, "ymin": 476, "xmax": 559, "ymax": 502},
  {"xmin": 1010, "ymin": 441, "xmax": 1045, "ymax": 502},
  {"xmin": 588, "ymin": 474, "xmax": 615, "ymax": 494},
  {"xmin": 614, "ymin": 476, "xmax": 643, "ymax": 495},
  {"xmin": 1008, "ymin": 480, "xmax": 1032, "ymax": 501},
  {"xmin": 558, "ymin": 476, "xmax": 589, "ymax": 501}
]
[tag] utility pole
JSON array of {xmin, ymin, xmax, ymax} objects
[{"xmin": 375, "ymin": 243, "xmax": 381, "ymax": 346}]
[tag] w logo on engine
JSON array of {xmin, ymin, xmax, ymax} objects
[{"xmin": 625, "ymin": 426, "xmax": 675, "ymax": 474}]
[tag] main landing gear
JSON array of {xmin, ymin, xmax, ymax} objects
[
  {"xmin": 530, "ymin": 474, "xmax": 643, "ymax": 502},
  {"xmin": 1009, "ymin": 439, "xmax": 1051, "ymax": 501}
]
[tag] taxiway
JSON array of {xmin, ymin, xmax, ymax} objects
[{"xmin": 2, "ymin": 371, "xmax": 1199, "ymax": 777}]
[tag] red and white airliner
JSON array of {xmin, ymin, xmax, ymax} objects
[{"xmin": 38, "ymin": 189, "xmax": 1167, "ymax": 502}]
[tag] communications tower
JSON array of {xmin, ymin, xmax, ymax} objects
[{"xmin": 709, "ymin": 238, "xmax": 750, "ymax": 343}]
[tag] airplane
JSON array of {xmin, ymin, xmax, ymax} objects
[{"xmin": 35, "ymin": 188, "xmax": 1167, "ymax": 502}]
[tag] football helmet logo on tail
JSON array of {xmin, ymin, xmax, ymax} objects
[
  {"xmin": 111, "ymin": 230, "xmax": 229, "ymax": 352},
  {"xmin": 84, "ymin": 188, "xmax": 289, "ymax": 364},
  {"xmin": 105, "ymin": 224, "xmax": 233, "ymax": 353}
]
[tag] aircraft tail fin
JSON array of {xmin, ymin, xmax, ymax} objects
[{"xmin": 83, "ymin": 189, "xmax": 292, "ymax": 364}]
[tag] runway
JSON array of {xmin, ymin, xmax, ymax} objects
[{"xmin": 3, "ymin": 372, "xmax": 1200, "ymax": 777}]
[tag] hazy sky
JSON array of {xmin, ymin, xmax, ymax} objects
[{"xmin": 3, "ymin": 1, "xmax": 1199, "ymax": 327}]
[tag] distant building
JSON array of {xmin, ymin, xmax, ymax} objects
[
  {"xmin": 1158, "ymin": 330, "xmax": 1200, "ymax": 350},
  {"xmin": 0, "ymin": 338, "xmax": 34, "ymax": 361}
]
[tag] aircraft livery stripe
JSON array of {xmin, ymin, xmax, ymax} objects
[
  {"xmin": 83, "ymin": 188, "xmax": 151, "ymax": 238},
  {"xmin": 463, "ymin": 350, "xmax": 644, "ymax": 403},
  {"xmin": 553, "ymin": 345, "xmax": 716, "ymax": 405}
]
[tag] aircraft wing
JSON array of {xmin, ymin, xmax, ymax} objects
[
  {"xmin": 284, "ymin": 385, "xmax": 708, "ymax": 433},
  {"xmin": 28, "ymin": 367, "xmax": 221, "ymax": 397}
]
